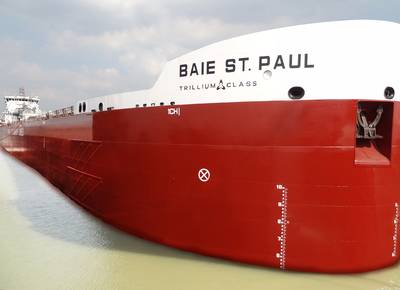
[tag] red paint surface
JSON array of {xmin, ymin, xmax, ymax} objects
[{"xmin": 1, "ymin": 100, "xmax": 399, "ymax": 273}]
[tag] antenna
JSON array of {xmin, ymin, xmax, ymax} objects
[{"xmin": 19, "ymin": 87, "xmax": 25, "ymax": 97}]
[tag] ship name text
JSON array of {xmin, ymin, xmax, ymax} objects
[{"xmin": 179, "ymin": 54, "xmax": 314, "ymax": 77}]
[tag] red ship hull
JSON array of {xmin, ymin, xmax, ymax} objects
[{"xmin": 1, "ymin": 100, "xmax": 399, "ymax": 273}]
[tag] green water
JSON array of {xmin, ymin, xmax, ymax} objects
[{"xmin": 0, "ymin": 151, "xmax": 399, "ymax": 290}]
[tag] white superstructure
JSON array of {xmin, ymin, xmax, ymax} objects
[
  {"xmin": 75, "ymin": 20, "xmax": 400, "ymax": 114},
  {"xmin": 2, "ymin": 88, "xmax": 41, "ymax": 124}
]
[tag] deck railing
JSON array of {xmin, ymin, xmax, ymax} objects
[
  {"xmin": 45, "ymin": 106, "xmax": 74, "ymax": 119},
  {"xmin": 0, "ymin": 105, "xmax": 75, "ymax": 125}
]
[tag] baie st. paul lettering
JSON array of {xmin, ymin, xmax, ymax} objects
[{"xmin": 179, "ymin": 54, "xmax": 315, "ymax": 77}]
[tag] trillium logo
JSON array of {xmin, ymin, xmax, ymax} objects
[{"xmin": 216, "ymin": 80, "xmax": 226, "ymax": 90}]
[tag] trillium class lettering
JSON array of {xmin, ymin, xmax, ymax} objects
[
  {"xmin": 179, "ymin": 80, "xmax": 257, "ymax": 91},
  {"xmin": 179, "ymin": 54, "xmax": 314, "ymax": 77}
]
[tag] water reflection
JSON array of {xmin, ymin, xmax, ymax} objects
[{"xmin": 1, "ymin": 150, "xmax": 400, "ymax": 290}]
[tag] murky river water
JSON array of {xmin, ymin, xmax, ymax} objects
[{"xmin": 0, "ymin": 151, "xmax": 400, "ymax": 290}]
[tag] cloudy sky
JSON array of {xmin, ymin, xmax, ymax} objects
[{"xmin": 0, "ymin": 0, "xmax": 399, "ymax": 110}]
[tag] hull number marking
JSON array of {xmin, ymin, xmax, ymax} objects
[{"xmin": 168, "ymin": 108, "xmax": 181, "ymax": 116}]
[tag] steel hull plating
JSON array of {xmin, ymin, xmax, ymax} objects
[{"xmin": 1, "ymin": 100, "xmax": 399, "ymax": 273}]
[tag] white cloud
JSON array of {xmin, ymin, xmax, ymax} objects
[{"xmin": 82, "ymin": 0, "xmax": 145, "ymax": 10}]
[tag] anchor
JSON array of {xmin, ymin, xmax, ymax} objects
[{"xmin": 356, "ymin": 105, "xmax": 384, "ymax": 139}]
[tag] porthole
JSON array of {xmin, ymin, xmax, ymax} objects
[
  {"xmin": 160, "ymin": 102, "xmax": 164, "ymax": 106},
  {"xmin": 151, "ymin": 103, "xmax": 156, "ymax": 107},
  {"xmin": 83, "ymin": 102, "xmax": 86, "ymax": 112},
  {"xmin": 384, "ymin": 87, "xmax": 395, "ymax": 99},
  {"xmin": 288, "ymin": 87, "xmax": 305, "ymax": 100},
  {"xmin": 99, "ymin": 102, "xmax": 104, "ymax": 111},
  {"xmin": 143, "ymin": 104, "xmax": 147, "ymax": 107},
  {"xmin": 79, "ymin": 103, "xmax": 82, "ymax": 113},
  {"xmin": 135, "ymin": 104, "xmax": 139, "ymax": 108},
  {"xmin": 170, "ymin": 101, "xmax": 176, "ymax": 105}
]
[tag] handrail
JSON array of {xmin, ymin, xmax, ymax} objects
[{"xmin": 0, "ymin": 105, "xmax": 75, "ymax": 125}]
